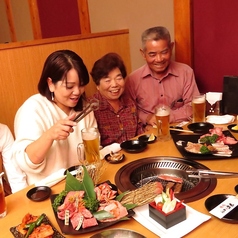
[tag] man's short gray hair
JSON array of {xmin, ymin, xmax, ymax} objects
[{"xmin": 141, "ymin": 26, "xmax": 171, "ymax": 50}]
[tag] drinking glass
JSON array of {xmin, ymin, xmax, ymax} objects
[
  {"xmin": 192, "ymin": 94, "xmax": 206, "ymax": 122},
  {"xmin": 155, "ymin": 105, "xmax": 171, "ymax": 142},
  {"xmin": 0, "ymin": 174, "xmax": 7, "ymax": 218},
  {"xmin": 78, "ymin": 127, "xmax": 100, "ymax": 164}
]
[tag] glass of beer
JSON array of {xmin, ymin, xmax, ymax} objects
[
  {"xmin": 192, "ymin": 94, "xmax": 206, "ymax": 122},
  {"xmin": 155, "ymin": 105, "xmax": 171, "ymax": 142},
  {"xmin": 0, "ymin": 173, "xmax": 7, "ymax": 218},
  {"xmin": 78, "ymin": 127, "xmax": 100, "ymax": 164}
]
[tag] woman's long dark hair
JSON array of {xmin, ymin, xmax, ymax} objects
[{"xmin": 38, "ymin": 49, "xmax": 89, "ymax": 111}]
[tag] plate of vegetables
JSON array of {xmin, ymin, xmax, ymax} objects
[
  {"xmin": 51, "ymin": 166, "xmax": 136, "ymax": 235},
  {"xmin": 10, "ymin": 213, "xmax": 65, "ymax": 238}
]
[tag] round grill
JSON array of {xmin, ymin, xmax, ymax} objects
[{"xmin": 115, "ymin": 156, "xmax": 217, "ymax": 203}]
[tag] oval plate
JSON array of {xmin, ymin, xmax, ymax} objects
[
  {"xmin": 104, "ymin": 153, "xmax": 125, "ymax": 164},
  {"xmin": 138, "ymin": 134, "xmax": 157, "ymax": 144},
  {"xmin": 187, "ymin": 122, "xmax": 214, "ymax": 133},
  {"xmin": 205, "ymin": 194, "xmax": 238, "ymax": 223},
  {"xmin": 120, "ymin": 140, "xmax": 147, "ymax": 153},
  {"xmin": 228, "ymin": 124, "xmax": 238, "ymax": 133},
  {"xmin": 26, "ymin": 186, "xmax": 51, "ymax": 202},
  {"xmin": 90, "ymin": 228, "xmax": 146, "ymax": 238}
]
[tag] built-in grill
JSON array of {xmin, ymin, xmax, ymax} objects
[{"xmin": 115, "ymin": 156, "xmax": 217, "ymax": 203}]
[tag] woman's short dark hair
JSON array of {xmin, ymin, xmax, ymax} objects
[
  {"xmin": 90, "ymin": 52, "xmax": 127, "ymax": 85},
  {"xmin": 38, "ymin": 49, "xmax": 89, "ymax": 111}
]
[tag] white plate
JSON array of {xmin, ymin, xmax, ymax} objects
[{"xmin": 206, "ymin": 115, "xmax": 235, "ymax": 124}]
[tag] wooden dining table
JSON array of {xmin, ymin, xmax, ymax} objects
[{"xmin": 2, "ymin": 123, "xmax": 238, "ymax": 238}]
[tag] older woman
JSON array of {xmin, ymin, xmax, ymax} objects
[
  {"xmin": 12, "ymin": 50, "xmax": 97, "ymax": 186},
  {"xmin": 90, "ymin": 52, "xmax": 143, "ymax": 147}
]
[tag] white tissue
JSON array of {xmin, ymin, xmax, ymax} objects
[
  {"xmin": 206, "ymin": 92, "xmax": 222, "ymax": 105},
  {"xmin": 35, "ymin": 168, "xmax": 66, "ymax": 187},
  {"xmin": 133, "ymin": 203, "xmax": 211, "ymax": 238},
  {"xmin": 206, "ymin": 115, "xmax": 235, "ymax": 124},
  {"xmin": 100, "ymin": 143, "xmax": 121, "ymax": 158}
]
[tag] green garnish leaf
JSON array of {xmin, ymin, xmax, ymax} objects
[
  {"xmin": 200, "ymin": 145, "xmax": 210, "ymax": 154},
  {"xmin": 119, "ymin": 216, "xmax": 130, "ymax": 221},
  {"xmin": 199, "ymin": 134, "xmax": 219, "ymax": 144},
  {"xmin": 83, "ymin": 197, "xmax": 100, "ymax": 213},
  {"xmin": 115, "ymin": 191, "xmax": 129, "ymax": 201},
  {"xmin": 93, "ymin": 210, "xmax": 114, "ymax": 221},
  {"xmin": 123, "ymin": 203, "xmax": 137, "ymax": 210},
  {"xmin": 65, "ymin": 166, "xmax": 96, "ymax": 200},
  {"xmin": 52, "ymin": 190, "xmax": 68, "ymax": 212}
]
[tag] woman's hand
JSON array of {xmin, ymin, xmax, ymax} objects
[
  {"xmin": 47, "ymin": 113, "xmax": 77, "ymax": 141},
  {"xmin": 25, "ymin": 113, "xmax": 77, "ymax": 164}
]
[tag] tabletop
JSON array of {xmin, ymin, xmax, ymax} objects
[{"xmin": 2, "ymin": 123, "xmax": 238, "ymax": 238}]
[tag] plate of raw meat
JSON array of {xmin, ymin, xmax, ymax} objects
[
  {"xmin": 172, "ymin": 127, "xmax": 238, "ymax": 160},
  {"xmin": 50, "ymin": 180, "xmax": 135, "ymax": 235}
]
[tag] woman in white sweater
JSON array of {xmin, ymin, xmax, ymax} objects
[{"xmin": 12, "ymin": 50, "xmax": 97, "ymax": 186}]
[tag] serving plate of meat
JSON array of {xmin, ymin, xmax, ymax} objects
[
  {"xmin": 172, "ymin": 127, "xmax": 238, "ymax": 160},
  {"xmin": 50, "ymin": 179, "xmax": 135, "ymax": 235}
]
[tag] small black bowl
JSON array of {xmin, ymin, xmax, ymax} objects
[
  {"xmin": 187, "ymin": 122, "xmax": 214, "ymax": 133},
  {"xmin": 138, "ymin": 134, "xmax": 157, "ymax": 144},
  {"xmin": 104, "ymin": 153, "xmax": 125, "ymax": 164},
  {"xmin": 26, "ymin": 186, "xmax": 51, "ymax": 202},
  {"xmin": 234, "ymin": 184, "xmax": 238, "ymax": 193},
  {"xmin": 120, "ymin": 140, "xmax": 147, "ymax": 153},
  {"xmin": 228, "ymin": 124, "xmax": 238, "ymax": 133}
]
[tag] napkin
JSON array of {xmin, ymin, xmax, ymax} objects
[
  {"xmin": 206, "ymin": 115, "xmax": 235, "ymax": 124},
  {"xmin": 100, "ymin": 143, "xmax": 121, "ymax": 158},
  {"xmin": 35, "ymin": 168, "xmax": 66, "ymax": 187},
  {"xmin": 133, "ymin": 203, "xmax": 211, "ymax": 238},
  {"xmin": 206, "ymin": 92, "xmax": 222, "ymax": 105}
]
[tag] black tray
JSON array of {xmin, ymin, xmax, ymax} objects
[
  {"xmin": 50, "ymin": 182, "xmax": 135, "ymax": 235},
  {"xmin": 171, "ymin": 130, "xmax": 238, "ymax": 160},
  {"xmin": 10, "ymin": 213, "xmax": 65, "ymax": 238}
]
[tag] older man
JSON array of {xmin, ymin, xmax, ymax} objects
[{"xmin": 126, "ymin": 26, "xmax": 200, "ymax": 126}]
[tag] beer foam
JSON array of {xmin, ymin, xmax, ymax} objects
[
  {"xmin": 193, "ymin": 97, "xmax": 205, "ymax": 104},
  {"xmin": 156, "ymin": 109, "xmax": 170, "ymax": 116},
  {"xmin": 83, "ymin": 132, "xmax": 98, "ymax": 140}
]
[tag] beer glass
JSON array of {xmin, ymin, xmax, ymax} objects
[
  {"xmin": 192, "ymin": 94, "xmax": 206, "ymax": 122},
  {"xmin": 78, "ymin": 128, "xmax": 100, "ymax": 164},
  {"xmin": 0, "ymin": 173, "xmax": 7, "ymax": 218},
  {"xmin": 155, "ymin": 105, "xmax": 171, "ymax": 142}
]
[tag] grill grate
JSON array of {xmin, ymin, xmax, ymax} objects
[
  {"xmin": 115, "ymin": 156, "xmax": 217, "ymax": 203},
  {"xmin": 130, "ymin": 160, "xmax": 198, "ymax": 192}
]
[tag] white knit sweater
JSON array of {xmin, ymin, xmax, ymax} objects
[{"xmin": 12, "ymin": 94, "xmax": 97, "ymax": 186}]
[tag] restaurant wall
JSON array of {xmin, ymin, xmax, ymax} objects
[
  {"xmin": 88, "ymin": 0, "xmax": 174, "ymax": 72},
  {"xmin": 193, "ymin": 0, "xmax": 238, "ymax": 93},
  {"xmin": 37, "ymin": 0, "xmax": 81, "ymax": 38},
  {"xmin": 0, "ymin": 1, "xmax": 11, "ymax": 43},
  {"xmin": 1, "ymin": 0, "xmax": 174, "ymax": 70}
]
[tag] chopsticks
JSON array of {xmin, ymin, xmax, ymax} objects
[
  {"xmin": 170, "ymin": 128, "xmax": 194, "ymax": 133},
  {"xmin": 186, "ymin": 169, "xmax": 238, "ymax": 179},
  {"xmin": 74, "ymin": 99, "xmax": 99, "ymax": 123}
]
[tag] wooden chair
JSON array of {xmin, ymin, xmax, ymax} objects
[{"xmin": 0, "ymin": 153, "xmax": 12, "ymax": 196}]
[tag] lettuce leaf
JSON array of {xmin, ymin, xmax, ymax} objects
[{"xmin": 65, "ymin": 166, "xmax": 95, "ymax": 199}]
